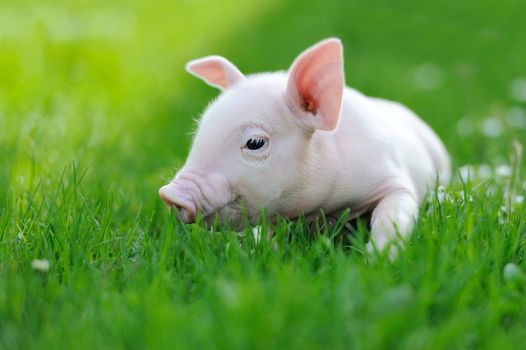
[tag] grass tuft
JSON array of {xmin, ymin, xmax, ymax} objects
[{"xmin": 1, "ymin": 0, "xmax": 526, "ymax": 348}]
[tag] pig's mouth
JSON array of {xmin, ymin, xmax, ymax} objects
[
  {"xmin": 160, "ymin": 181, "xmax": 251, "ymax": 227},
  {"xmin": 200, "ymin": 196, "xmax": 253, "ymax": 229},
  {"xmin": 159, "ymin": 172, "xmax": 266, "ymax": 230}
]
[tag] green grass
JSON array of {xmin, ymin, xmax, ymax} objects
[{"xmin": 1, "ymin": 0, "xmax": 526, "ymax": 348}]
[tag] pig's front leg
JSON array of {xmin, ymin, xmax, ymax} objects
[{"xmin": 367, "ymin": 190, "xmax": 419, "ymax": 254}]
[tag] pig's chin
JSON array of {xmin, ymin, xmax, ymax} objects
[{"xmin": 201, "ymin": 198, "xmax": 260, "ymax": 231}]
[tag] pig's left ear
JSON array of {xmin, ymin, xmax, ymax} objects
[
  {"xmin": 186, "ymin": 56, "xmax": 245, "ymax": 90},
  {"xmin": 286, "ymin": 38, "xmax": 344, "ymax": 131}
]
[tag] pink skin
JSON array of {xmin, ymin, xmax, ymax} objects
[
  {"xmin": 160, "ymin": 39, "xmax": 344, "ymax": 227},
  {"xmin": 159, "ymin": 171, "xmax": 238, "ymax": 225},
  {"xmin": 159, "ymin": 38, "xmax": 450, "ymax": 252}
]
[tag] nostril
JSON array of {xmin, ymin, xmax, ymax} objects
[
  {"xmin": 176, "ymin": 207, "xmax": 195, "ymax": 224},
  {"xmin": 158, "ymin": 185, "xmax": 197, "ymax": 223}
]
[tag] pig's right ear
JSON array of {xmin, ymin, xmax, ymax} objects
[{"xmin": 185, "ymin": 56, "xmax": 245, "ymax": 90}]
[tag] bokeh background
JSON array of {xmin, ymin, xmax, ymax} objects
[
  {"xmin": 2, "ymin": 0, "xmax": 526, "ymax": 215},
  {"xmin": 1, "ymin": 0, "xmax": 526, "ymax": 348}
]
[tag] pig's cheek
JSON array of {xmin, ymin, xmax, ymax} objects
[
  {"xmin": 212, "ymin": 207, "xmax": 244, "ymax": 230},
  {"xmin": 241, "ymin": 152, "xmax": 270, "ymax": 162},
  {"xmin": 238, "ymin": 147, "xmax": 272, "ymax": 166}
]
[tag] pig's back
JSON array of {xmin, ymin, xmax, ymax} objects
[
  {"xmin": 337, "ymin": 88, "xmax": 450, "ymax": 200},
  {"xmin": 369, "ymin": 96, "xmax": 450, "ymax": 184}
]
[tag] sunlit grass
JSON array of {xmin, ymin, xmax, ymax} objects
[{"xmin": 1, "ymin": 0, "xmax": 526, "ymax": 348}]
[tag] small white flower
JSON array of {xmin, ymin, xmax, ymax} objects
[
  {"xmin": 435, "ymin": 185, "xmax": 447, "ymax": 203},
  {"xmin": 503, "ymin": 263, "xmax": 525, "ymax": 282},
  {"xmin": 217, "ymin": 280, "xmax": 239, "ymax": 307},
  {"xmin": 486, "ymin": 184, "xmax": 497, "ymax": 197},
  {"xmin": 506, "ymin": 107, "xmax": 526, "ymax": 129},
  {"xmin": 412, "ymin": 63, "xmax": 444, "ymax": 90},
  {"xmin": 481, "ymin": 117, "xmax": 503, "ymax": 138},
  {"xmin": 477, "ymin": 164, "xmax": 492, "ymax": 179},
  {"xmin": 31, "ymin": 259, "xmax": 50, "ymax": 272},
  {"xmin": 458, "ymin": 165, "xmax": 475, "ymax": 182},
  {"xmin": 428, "ymin": 186, "xmax": 451, "ymax": 205},
  {"xmin": 459, "ymin": 190, "xmax": 473, "ymax": 203},
  {"xmin": 495, "ymin": 165, "xmax": 513, "ymax": 178},
  {"xmin": 456, "ymin": 117, "xmax": 475, "ymax": 137},
  {"xmin": 509, "ymin": 78, "xmax": 526, "ymax": 103},
  {"xmin": 513, "ymin": 195, "xmax": 524, "ymax": 205}
]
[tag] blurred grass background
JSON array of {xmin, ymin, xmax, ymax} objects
[
  {"xmin": 1, "ymin": 0, "xmax": 526, "ymax": 348},
  {"xmin": 2, "ymin": 0, "xmax": 525, "ymax": 209}
]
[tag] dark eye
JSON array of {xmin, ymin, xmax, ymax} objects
[{"xmin": 246, "ymin": 138, "xmax": 266, "ymax": 150}]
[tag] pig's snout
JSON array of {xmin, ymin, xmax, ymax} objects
[
  {"xmin": 160, "ymin": 172, "xmax": 235, "ymax": 224},
  {"xmin": 159, "ymin": 184, "xmax": 197, "ymax": 223}
]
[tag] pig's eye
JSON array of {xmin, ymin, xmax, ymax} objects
[{"xmin": 245, "ymin": 138, "xmax": 266, "ymax": 150}]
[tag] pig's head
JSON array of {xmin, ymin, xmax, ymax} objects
[{"xmin": 159, "ymin": 38, "xmax": 345, "ymax": 228}]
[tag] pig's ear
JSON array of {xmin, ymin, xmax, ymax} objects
[
  {"xmin": 286, "ymin": 38, "xmax": 344, "ymax": 131},
  {"xmin": 186, "ymin": 56, "xmax": 245, "ymax": 90}
]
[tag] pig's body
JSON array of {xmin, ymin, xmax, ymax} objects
[
  {"xmin": 322, "ymin": 87, "xmax": 450, "ymax": 219},
  {"xmin": 160, "ymin": 38, "xmax": 450, "ymax": 252}
]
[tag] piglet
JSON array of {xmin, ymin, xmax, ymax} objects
[{"xmin": 159, "ymin": 38, "xmax": 450, "ymax": 252}]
